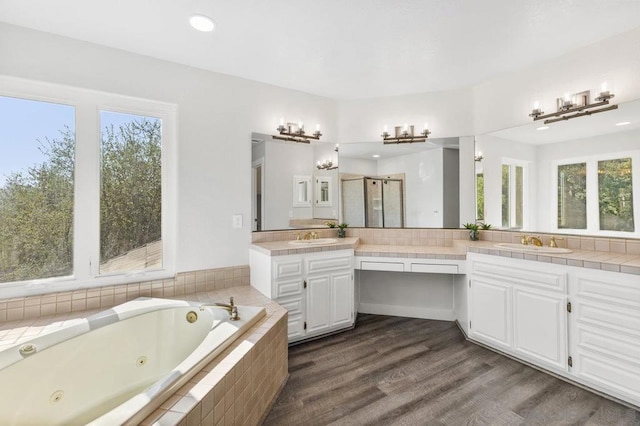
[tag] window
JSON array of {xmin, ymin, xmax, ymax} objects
[
  {"xmin": 0, "ymin": 76, "xmax": 175, "ymax": 298},
  {"xmin": 555, "ymin": 152, "xmax": 638, "ymax": 235},
  {"xmin": 100, "ymin": 112, "xmax": 163, "ymax": 273},
  {"xmin": 0, "ymin": 96, "xmax": 75, "ymax": 283},
  {"xmin": 476, "ymin": 172, "xmax": 484, "ymax": 221},
  {"xmin": 557, "ymin": 163, "xmax": 587, "ymax": 229},
  {"xmin": 501, "ymin": 161, "xmax": 526, "ymax": 229},
  {"xmin": 598, "ymin": 158, "xmax": 634, "ymax": 232}
]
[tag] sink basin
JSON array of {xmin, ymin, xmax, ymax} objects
[
  {"xmin": 289, "ymin": 238, "xmax": 339, "ymax": 246},
  {"xmin": 494, "ymin": 243, "xmax": 572, "ymax": 254}
]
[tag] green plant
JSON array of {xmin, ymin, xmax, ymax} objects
[
  {"xmin": 325, "ymin": 221, "xmax": 336, "ymax": 228},
  {"xmin": 338, "ymin": 223, "xmax": 348, "ymax": 230},
  {"xmin": 462, "ymin": 223, "xmax": 479, "ymax": 231}
]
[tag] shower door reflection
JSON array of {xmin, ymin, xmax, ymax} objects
[{"xmin": 342, "ymin": 177, "xmax": 404, "ymax": 228}]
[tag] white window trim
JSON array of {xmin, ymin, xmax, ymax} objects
[
  {"xmin": 551, "ymin": 150, "xmax": 640, "ymax": 238},
  {"xmin": 501, "ymin": 158, "xmax": 529, "ymax": 230},
  {"xmin": 0, "ymin": 76, "xmax": 177, "ymax": 299}
]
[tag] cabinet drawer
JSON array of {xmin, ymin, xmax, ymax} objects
[
  {"xmin": 472, "ymin": 260, "xmax": 566, "ymax": 292},
  {"xmin": 360, "ymin": 261, "xmax": 404, "ymax": 272},
  {"xmin": 278, "ymin": 297, "xmax": 303, "ymax": 315},
  {"xmin": 410, "ymin": 263, "xmax": 458, "ymax": 274},
  {"xmin": 274, "ymin": 278, "xmax": 303, "ymax": 299},
  {"xmin": 273, "ymin": 258, "xmax": 303, "ymax": 280},
  {"xmin": 307, "ymin": 255, "xmax": 352, "ymax": 274}
]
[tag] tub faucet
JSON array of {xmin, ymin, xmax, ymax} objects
[{"xmin": 199, "ymin": 297, "xmax": 239, "ymax": 320}]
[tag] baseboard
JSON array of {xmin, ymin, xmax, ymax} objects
[{"xmin": 358, "ymin": 303, "xmax": 455, "ymax": 321}]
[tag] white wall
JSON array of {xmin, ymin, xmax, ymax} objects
[
  {"xmin": 472, "ymin": 27, "xmax": 640, "ymax": 136},
  {"xmin": 0, "ymin": 23, "xmax": 337, "ymax": 273},
  {"xmin": 3, "ymin": 22, "xmax": 640, "ymax": 278}
]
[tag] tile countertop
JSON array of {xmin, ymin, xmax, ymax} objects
[{"xmin": 251, "ymin": 237, "xmax": 640, "ymax": 275}]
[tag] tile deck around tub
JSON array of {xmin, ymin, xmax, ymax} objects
[{"xmin": 0, "ymin": 286, "xmax": 288, "ymax": 426}]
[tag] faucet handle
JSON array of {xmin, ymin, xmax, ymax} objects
[
  {"xmin": 229, "ymin": 296, "xmax": 234, "ymax": 307},
  {"xmin": 518, "ymin": 234, "xmax": 529, "ymax": 245},
  {"xmin": 549, "ymin": 236, "xmax": 564, "ymax": 248}
]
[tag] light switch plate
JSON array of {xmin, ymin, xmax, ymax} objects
[{"xmin": 232, "ymin": 215, "xmax": 242, "ymax": 229}]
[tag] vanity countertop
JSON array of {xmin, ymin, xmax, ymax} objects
[
  {"xmin": 251, "ymin": 236, "xmax": 640, "ymax": 275},
  {"xmin": 250, "ymin": 237, "xmax": 359, "ymax": 256}
]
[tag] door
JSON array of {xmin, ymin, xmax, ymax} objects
[
  {"xmin": 331, "ymin": 271, "xmax": 354, "ymax": 328},
  {"xmin": 512, "ymin": 287, "xmax": 568, "ymax": 371},
  {"xmin": 306, "ymin": 275, "xmax": 331, "ymax": 334},
  {"xmin": 470, "ymin": 278, "xmax": 512, "ymax": 350},
  {"xmin": 251, "ymin": 159, "xmax": 264, "ymax": 231}
]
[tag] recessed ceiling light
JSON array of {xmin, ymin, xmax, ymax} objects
[
  {"xmin": 190, "ymin": 15, "xmax": 215, "ymax": 32},
  {"xmin": 372, "ymin": 154, "xmax": 380, "ymax": 158},
  {"xmin": 536, "ymin": 126, "xmax": 549, "ymax": 131},
  {"xmin": 616, "ymin": 121, "xmax": 631, "ymax": 126}
]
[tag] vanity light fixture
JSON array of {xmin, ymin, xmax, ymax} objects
[
  {"xmin": 381, "ymin": 123, "xmax": 430, "ymax": 144},
  {"xmin": 316, "ymin": 159, "xmax": 337, "ymax": 170},
  {"xmin": 529, "ymin": 85, "xmax": 617, "ymax": 125},
  {"xmin": 474, "ymin": 153, "xmax": 483, "ymax": 162},
  {"xmin": 274, "ymin": 119, "xmax": 322, "ymax": 144}
]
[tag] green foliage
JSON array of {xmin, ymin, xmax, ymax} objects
[
  {"xmin": 476, "ymin": 173, "xmax": 484, "ymax": 220},
  {"xmin": 598, "ymin": 158, "xmax": 634, "ymax": 232},
  {"xmin": 0, "ymin": 119, "xmax": 162, "ymax": 284},
  {"xmin": 557, "ymin": 163, "xmax": 587, "ymax": 229},
  {"xmin": 0, "ymin": 128, "xmax": 75, "ymax": 282},
  {"xmin": 100, "ymin": 119, "xmax": 161, "ymax": 262}
]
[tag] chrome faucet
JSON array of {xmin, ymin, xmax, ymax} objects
[{"xmin": 199, "ymin": 297, "xmax": 239, "ymax": 320}]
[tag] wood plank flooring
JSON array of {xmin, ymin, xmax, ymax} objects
[{"xmin": 263, "ymin": 315, "xmax": 640, "ymax": 426}]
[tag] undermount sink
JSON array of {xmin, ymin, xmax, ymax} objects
[
  {"xmin": 494, "ymin": 243, "xmax": 572, "ymax": 254},
  {"xmin": 289, "ymin": 238, "xmax": 339, "ymax": 246}
]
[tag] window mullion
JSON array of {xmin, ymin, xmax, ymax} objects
[
  {"xmin": 586, "ymin": 159, "xmax": 600, "ymax": 233},
  {"xmin": 73, "ymin": 102, "xmax": 101, "ymax": 282}
]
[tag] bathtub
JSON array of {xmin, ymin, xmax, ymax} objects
[{"xmin": 0, "ymin": 297, "xmax": 265, "ymax": 425}]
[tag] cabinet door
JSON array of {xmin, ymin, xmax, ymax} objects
[
  {"xmin": 513, "ymin": 287, "xmax": 567, "ymax": 371},
  {"xmin": 306, "ymin": 275, "xmax": 331, "ymax": 334},
  {"xmin": 470, "ymin": 278, "xmax": 512, "ymax": 350},
  {"xmin": 331, "ymin": 271, "xmax": 354, "ymax": 328}
]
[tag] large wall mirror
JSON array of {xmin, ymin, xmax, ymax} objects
[
  {"xmin": 252, "ymin": 132, "xmax": 463, "ymax": 231},
  {"xmin": 339, "ymin": 138, "xmax": 460, "ymax": 228},
  {"xmin": 476, "ymin": 98, "xmax": 640, "ymax": 238},
  {"xmin": 251, "ymin": 132, "xmax": 339, "ymax": 231}
]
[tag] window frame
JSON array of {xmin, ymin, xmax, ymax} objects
[
  {"xmin": 501, "ymin": 158, "xmax": 528, "ymax": 230},
  {"xmin": 551, "ymin": 150, "xmax": 640, "ymax": 237},
  {"xmin": 0, "ymin": 76, "xmax": 176, "ymax": 299}
]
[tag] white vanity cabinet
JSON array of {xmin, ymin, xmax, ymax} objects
[
  {"xmin": 468, "ymin": 253, "xmax": 569, "ymax": 373},
  {"xmin": 468, "ymin": 252, "xmax": 640, "ymax": 408},
  {"xmin": 570, "ymin": 267, "xmax": 640, "ymax": 405},
  {"xmin": 250, "ymin": 249, "xmax": 355, "ymax": 343}
]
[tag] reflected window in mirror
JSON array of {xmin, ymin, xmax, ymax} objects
[
  {"xmin": 555, "ymin": 152, "xmax": 638, "ymax": 234},
  {"xmin": 476, "ymin": 172, "xmax": 485, "ymax": 221},
  {"xmin": 316, "ymin": 176, "xmax": 332, "ymax": 206},
  {"xmin": 501, "ymin": 161, "xmax": 526, "ymax": 229}
]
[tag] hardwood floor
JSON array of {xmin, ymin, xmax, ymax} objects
[{"xmin": 263, "ymin": 315, "xmax": 640, "ymax": 426}]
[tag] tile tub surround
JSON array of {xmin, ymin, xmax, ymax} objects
[
  {"xmin": 0, "ymin": 286, "xmax": 288, "ymax": 426},
  {"xmin": 0, "ymin": 265, "xmax": 250, "ymax": 324}
]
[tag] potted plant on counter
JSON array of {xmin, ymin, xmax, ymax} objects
[
  {"xmin": 337, "ymin": 223, "xmax": 348, "ymax": 238},
  {"xmin": 463, "ymin": 222, "xmax": 490, "ymax": 241}
]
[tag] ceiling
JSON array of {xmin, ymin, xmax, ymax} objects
[{"xmin": 1, "ymin": 1, "xmax": 640, "ymax": 99}]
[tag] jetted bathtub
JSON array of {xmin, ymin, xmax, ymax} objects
[{"xmin": 0, "ymin": 297, "xmax": 265, "ymax": 425}]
